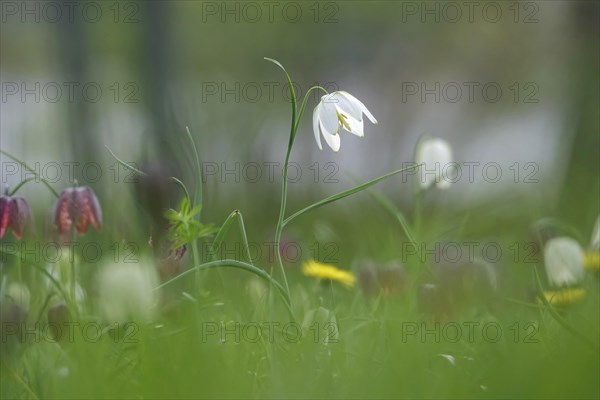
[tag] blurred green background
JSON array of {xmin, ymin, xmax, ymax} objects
[
  {"xmin": 2, "ymin": 0, "xmax": 598, "ymax": 226},
  {"xmin": 1, "ymin": 1, "xmax": 599, "ymax": 399}
]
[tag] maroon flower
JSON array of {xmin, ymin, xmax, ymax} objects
[
  {"xmin": 54, "ymin": 187, "xmax": 102, "ymax": 236},
  {"xmin": 0, "ymin": 196, "xmax": 32, "ymax": 240}
]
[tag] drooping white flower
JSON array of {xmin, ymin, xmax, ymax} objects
[
  {"xmin": 544, "ymin": 237, "xmax": 585, "ymax": 288},
  {"xmin": 97, "ymin": 261, "xmax": 159, "ymax": 324},
  {"xmin": 312, "ymin": 91, "xmax": 377, "ymax": 152},
  {"xmin": 415, "ymin": 137, "xmax": 454, "ymax": 190}
]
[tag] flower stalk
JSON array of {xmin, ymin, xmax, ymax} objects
[{"xmin": 266, "ymin": 58, "xmax": 329, "ymax": 304}]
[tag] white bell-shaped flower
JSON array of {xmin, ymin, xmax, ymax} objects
[
  {"xmin": 313, "ymin": 91, "xmax": 377, "ymax": 152},
  {"xmin": 97, "ymin": 261, "xmax": 159, "ymax": 324},
  {"xmin": 415, "ymin": 138, "xmax": 454, "ymax": 190},
  {"xmin": 544, "ymin": 237, "xmax": 585, "ymax": 287}
]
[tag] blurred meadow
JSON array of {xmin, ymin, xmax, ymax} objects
[{"xmin": 1, "ymin": 1, "xmax": 599, "ymax": 399}]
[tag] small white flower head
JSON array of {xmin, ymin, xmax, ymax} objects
[
  {"xmin": 313, "ymin": 91, "xmax": 377, "ymax": 152},
  {"xmin": 590, "ymin": 215, "xmax": 600, "ymax": 251},
  {"xmin": 97, "ymin": 261, "xmax": 159, "ymax": 324},
  {"xmin": 45, "ymin": 258, "xmax": 86, "ymax": 312},
  {"xmin": 415, "ymin": 137, "xmax": 454, "ymax": 190},
  {"xmin": 544, "ymin": 237, "xmax": 585, "ymax": 288}
]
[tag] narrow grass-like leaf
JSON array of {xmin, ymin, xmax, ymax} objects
[
  {"xmin": 367, "ymin": 189, "xmax": 417, "ymax": 244},
  {"xmin": 105, "ymin": 145, "xmax": 147, "ymax": 175},
  {"xmin": 0, "ymin": 245, "xmax": 68, "ymax": 301},
  {"xmin": 209, "ymin": 210, "xmax": 239, "ymax": 260},
  {"xmin": 532, "ymin": 267, "xmax": 597, "ymax": 348},
  {"xmin": 185, "ymin": 126, "xmax": 203, "ymax": 211},
  {"xmin": 0, "ymin": 150, "xmax": 59, "ymax": 198},
  {"xmin": 209, "ymin": 210, "xmax": 254, "ymax": 265},
  {"xmin": 283, "ymin": 164, "xmax": 423, "ymax": 227},
  {"xmin": 105, "ymin": 145, "xmax": 191, "ymax": 203}
]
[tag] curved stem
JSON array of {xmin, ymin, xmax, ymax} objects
[
  {"xmin": 68, "ymin": 228, "xmax": 80, "ymax": 320},
  {"xmin": 167, "ymin": 177, "xmax": 191, "ymax": 205},
  {"xmin": 413, "ymin": 186, "xmax": 424, "ymax": 241},
  {"xmin": 185, "ymin": 126, "xmax": 203, "ymax": 210},
  {"xmin": 293, "ymin": 86, "xmax": 329, "ymax": 134},
  {"xmin": 8, "ymin": 177, "xmax": 36, "ymax": 196},
  {"xmin": 106, "ymin": 145, "xmax": 191, "ymax": 204},
  {"xmin": 0, "ymin": 150, "xmax": 59, "ymax": 198},
  {"xmin": 0, "ymin": 245, "xmax": 69, "ymax": 302},
  {"xmin": 266, "ymin": 57, "xmax": 298, "ymax": 301},
  {"xmin": 155, "ymin": 259, "xmax": 294, "ymax": 320}
]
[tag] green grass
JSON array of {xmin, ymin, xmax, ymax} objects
[
  {"xmin": 1, "ymin": 58, "xmax": 598, "ymax": 399},
  {"xmin": 1, "ymin": 207, "xmax": 599, "ymax": 399}
]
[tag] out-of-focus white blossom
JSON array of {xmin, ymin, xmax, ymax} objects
[
  {"xmin": 544, "ymin": 237, "xmax": 585, "ymax": 287},
  {"xmin": 97, "ymin": 261, "xmax": 159, "ymax": 324}
]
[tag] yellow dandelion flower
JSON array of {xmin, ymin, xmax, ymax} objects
[
  {"xmin": 542, "ymin": 288, "xmax": 586, "ymax": 307},
  {"xmin": 302, "ymin": 260, "xmax": 356, "ymax": 288},
  {"xmin": 583, "ymin": 252, "xmax": 599, "ymax": 271}
]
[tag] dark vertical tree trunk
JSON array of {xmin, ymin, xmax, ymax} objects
[
  {"xmin": 559, "ymin": 2, "xmax": 600, "ymax": 230},
  {"xmin": 58, "ymin": 16, "xmax": 95, "ymax": 183}
]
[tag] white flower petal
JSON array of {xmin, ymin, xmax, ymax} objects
[
  {"xmin": 415, "ymin": 138, "xmax": 453, "ymax": 189},
  {"xmin": 311, "ymin": 91, "xmax": 377, "ymax": 152},
  {"xmin": 339, "ymin": 91, "xmax": 377, "ymax": 124},
  {"xmin": 98, "ymin": 261, "xmax": 160, "ymax": 324},
  {"xmin": 318, "ymin": 98, "xmax": 339, "ymax": 135},
  {"xmin": 320, "ymin": 121, "xmax": 341, "ymax": 152},
  {"xmin": 333, "ymin": 92, "xmax": 363, "ymax": 121},
  {"xmin": 544, "ymin": 237, "xmax": 585, "ymax": 287},
  {"xmin": 313, "ymin": 105, "xmax": 323, "ymax": 150},
  {"xmin": 336, "ymin": 106, "xmax": 364, "ymax": 137}
]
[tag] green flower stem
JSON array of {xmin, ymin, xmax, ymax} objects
[
  {"xmin": 68, "ymin": 227, "xmax": 80, "ymax": 320},
  {"xmin": 8, "ymin": 177, "xmax": 37, "ymax": 196},
  {"xmin": 0, "ymin": 150, "xmax": 59, "ymax": 198},
  {"xmin": 0, "ymin": 245, "xmax": 70, "ymax": 302},
  {"xmin": 17, "ymin": 257, "xmax": 23, "ymax": 283},
  {"xmin": 413, "ymin": 186, "xmax": 424, "ymax": 242},
  {"xmin": 293, "ymin": 86, "xmax": 329, "ymax": 134},
  {"xmin": 266, "ymin": 57, "xmax": 297, "ymax": 301},
  {"xmin": 265, "ymin": 59, "xmax": 315, "ymax": 302},
  {"xmin": 191, "ymin": 240, "xmax": 203, "ymax": 289},
  {"xmin": 273, "ymin": 85, "xmax": 330, "ymax": 301}
]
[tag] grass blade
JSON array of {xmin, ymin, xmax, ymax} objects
[
  {"xmin": 367, "ymin": 188, "xmax": 417, "ymax": 244},
  {"xmin": 154, "ymin": 259, "xmax": 293, "ymax": 319},
  {"xmin": 532, "ymin": 267, "xmax": 597, "ymax": 348},
  {"xmin": 0, "ymin": 150, "xmax": 59, "ymax": 198},
  {"xmin": 283, "ymin": 164, "xmax": 423, "ymax": 228}
]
